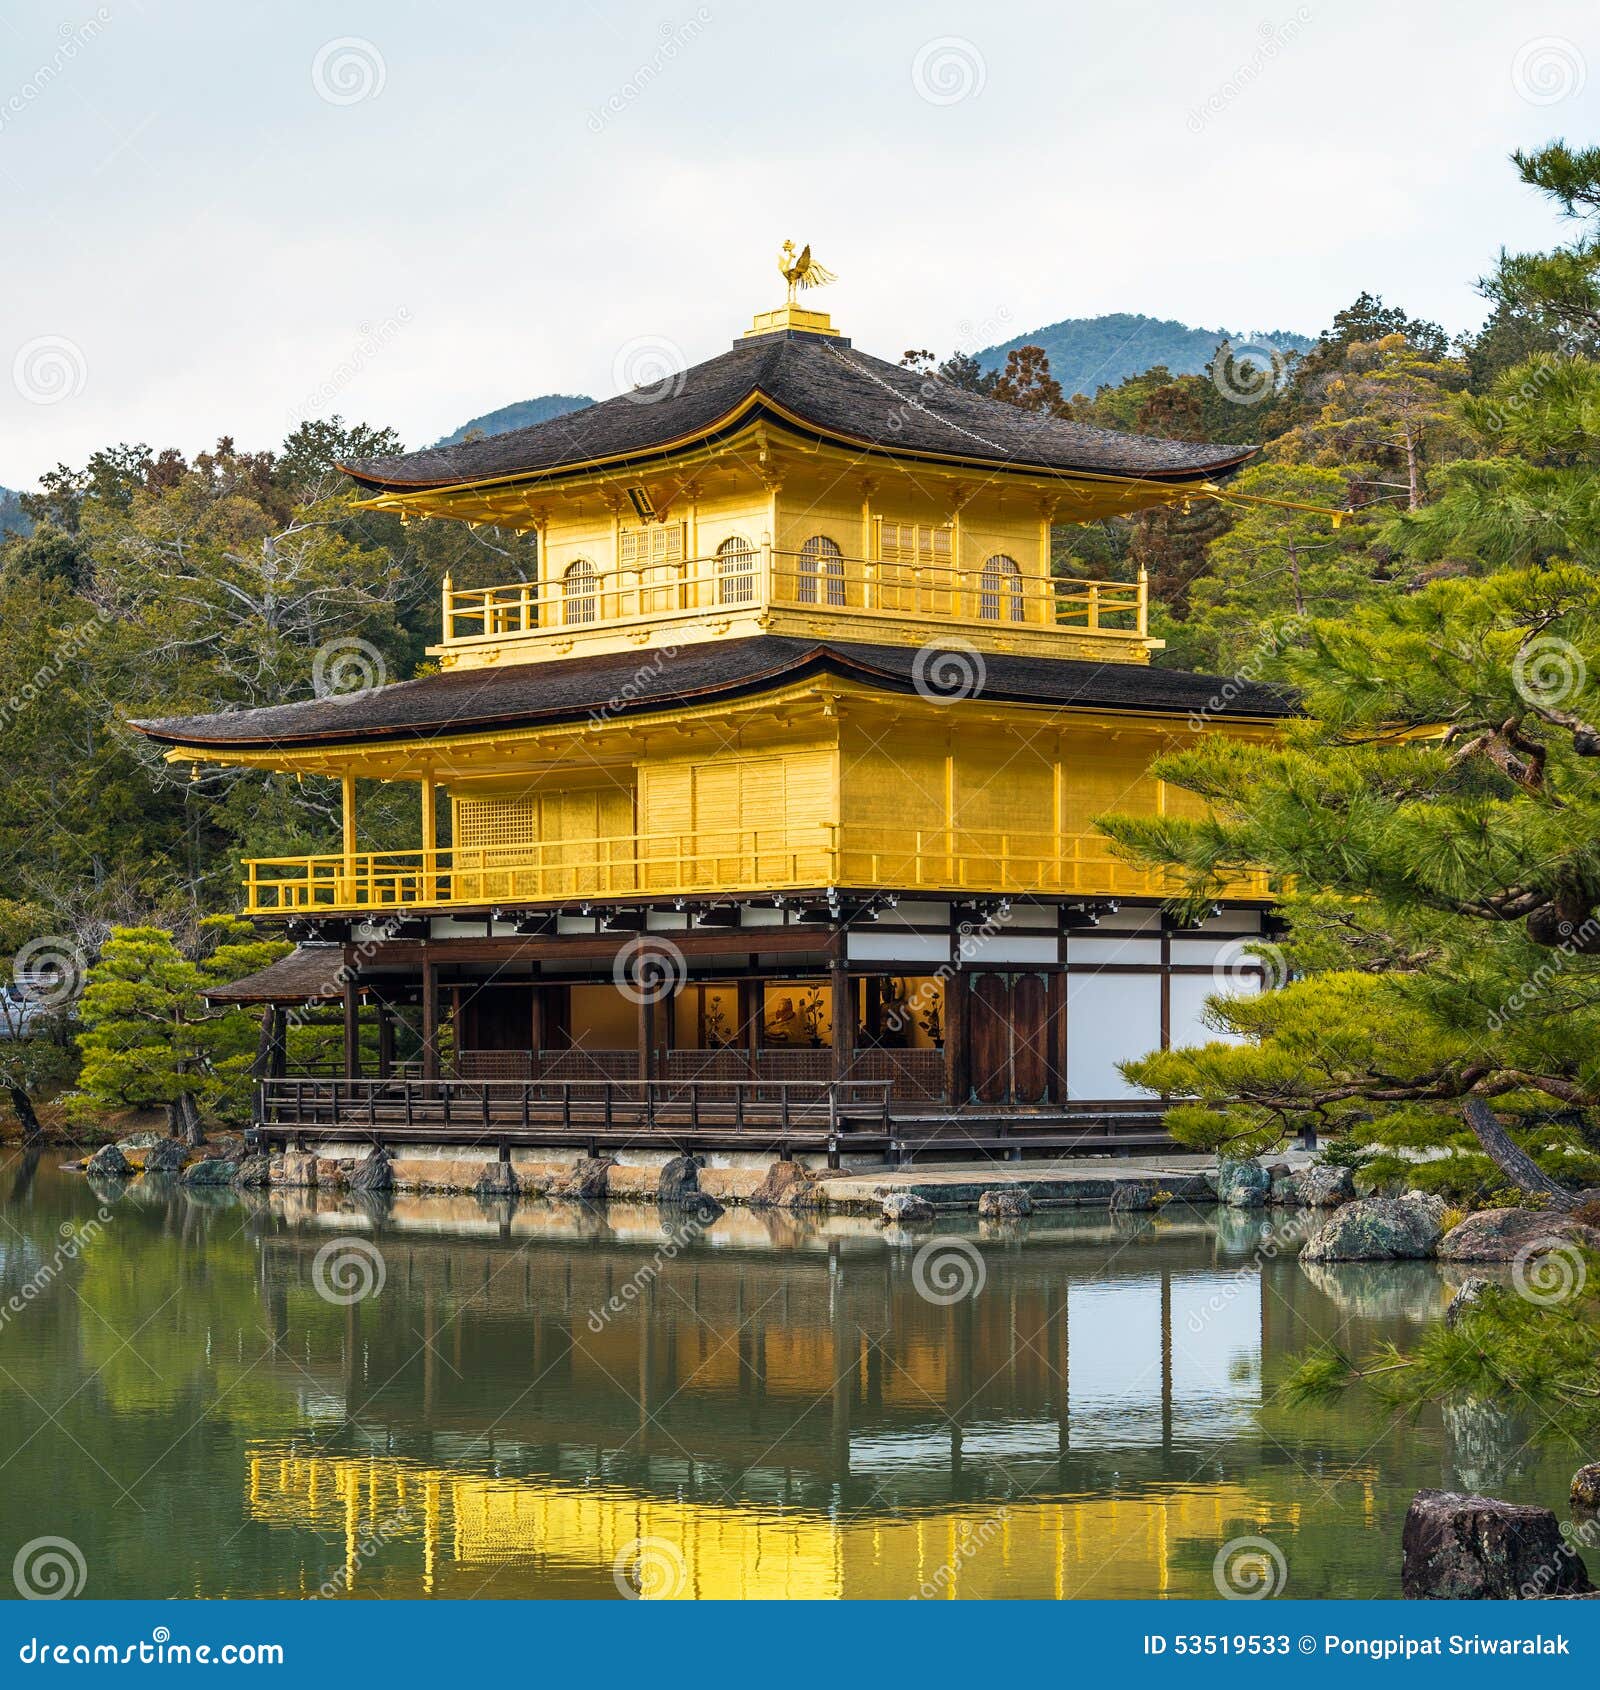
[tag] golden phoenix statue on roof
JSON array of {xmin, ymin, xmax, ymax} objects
[{"xmin": 778, "ymin": 241, "xmax": 837, "ymax": 306}]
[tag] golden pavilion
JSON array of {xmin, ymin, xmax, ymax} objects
[{"xmin": 135, "ymin": 263, "xmax": 1288, "ymax": 1166}]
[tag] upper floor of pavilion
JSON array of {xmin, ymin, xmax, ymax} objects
[{"xmin": 342, "ymin": 300, "xmax": 1257, "ymax": 670}]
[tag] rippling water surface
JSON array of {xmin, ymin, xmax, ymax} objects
[{"xmin": 0, "ymin": 1157, "xmax": 1579, "ymax": 1599}]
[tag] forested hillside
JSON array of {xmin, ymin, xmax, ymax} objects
[
  {"xmin": 432, "ymin": 392, "xmax": 593, "ymax": 447},
  {"xmin": 975, "ymin": 312, "xmax": 1312, "ymax": 401}
]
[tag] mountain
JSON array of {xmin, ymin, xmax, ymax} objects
[
  {"xmin": 433, "ymin": 394, "xmax": 593, "ymax": 448},
  {"xmin": 975, "ymin": 313, "xmax": 1314, "ymax": 400},
  {"xmin": 0, "ymin": 486, "xmax": 31, "ymax": 540}
]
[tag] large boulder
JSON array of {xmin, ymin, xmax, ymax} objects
[
  {"xmin": 657, "ymin": 1154, "xmax": 703, "ymax": 1205},
  {"xmin": 1301, "ymin": 1196, "xmax": 1444, "ymax": 1262},
  {"xmin": 1401, "ymin": 1489, "xmax": 1593, "ymax": 1599},
  {"xmin": 1439, "ymin": 1207, "xmax": 1600, "ymax": 1262},
  {"xmin": 348, "ymin": 1147, "xmax": 394, "ymax": 1193},
  {"xmin": 85, "ymin": 1143, "xmax": 133, "ymax": 1179},
  {"xmin": 880, "ymin": 1192, "xmax": 935, "ymax": 1225},
  {"xmin": 1573, "ymin": 1464, "xmax": 1600, "ymax": 1512},
  {"xmin": 231, "ymin": 1154, "xmax": 271, "ymax": 1189},
  {"xmin": 747, "ymin": 1159, "xmax": 821, "ymax": 1211},
  {"xmin": 180, "ymin": 1157, "xmax": 240, "ymax": 1186},
  {"xmin": 673, "ymin": 1190, "xmax": 725, "ymax": 1226},
  {"xmin": 116, "ymin": 1132, "xmax": 167, "ymax": 1154},
  {"xmin": 269, "ymin": 1151, "xmax": 318, "ymax": 1188},
  {"xmin": 1216, "ymin": 1158, "xmax": 1270, "ymax": 1209},
  {"xmin": 140, "ymin": 1138, "xmax": 185, "ymax": 1177},
  {"xmin": 977, "ymin": 1188, "xmax": 1033, "ymax": 1220},
  {"xmin": 1293, "ymin": 1164, "xmax": 1356, "ymax": 1207},
  {"xmin": 552, "ymin": 1156, "xmax": 614, "ymax": 1201}
]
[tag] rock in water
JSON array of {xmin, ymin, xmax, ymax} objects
[
  {"xmin": 85, "ymin": 1143, "xmax": 133, "ymax": 1179},
  {"xmin": 1294, "ymin": 1164, "xmax": 1356, "ymax": 1207},
  {"xmin": 674, "ymin": 1190, "xmax": 724, "ymax": 1225},
  {"xmin": 1401, "ymin": 1489, "xmax": 1593, "ymax": 1598},
  {"xmin": 747, "ymin": 1160, "xmax": 820, "ymax": 1210},
  {"xmin": 1444, "ymin": 1277, "xmax": 1490, "ymax": 1329},
  {"xmin": 1573, "ymin": 1464, "xmax": 1600, "ymax": 1512},
  {"xmin": 141, "ymin": 1139, "xmax": 185, "ymax": 1177},
  {"xmin": 1109, "ymin": 1182, "xmax": 1158, "ymax": 1212},
  {"xmin": 1439, "ymin": 1207, "xmax": 1600, "ymax": 1261},
  {"xmin": 231, "ymin": 1154, "xmax": 271, "ymax": 1188},
  {"xmin": 880, "ymin": 1192, "xmax": 935, "ymax": 1225},
  {"xmin": 553, "ymin": 1156, "xmax": 614, "ymax": 1201},
  {"xmin": 1216, "ymin": 1158, "xmax": 1270, "ymax": 1208},
  {"xmin": 1301, "ymin": 1196, "xmax": 1444, "ymax": 1262},
  {"xmin": 180, "ymin": 1157, "xmax": 239, "ymax": 1186},
  {"xmin": 657, "ymin": 1154, "xmax": 702, "ymax": 1205},
  {"xmin": 116, "ymin": 1132, "xmax": 167, "ymax": 1153},
  {"xmin": 348, "ymin": 1148, "xmax": 394, "ymax": 1193},
  {"xmin": 977, "ymin": 1188, "xmax": 1033, "ymax": 1219},
  {"xmin": 474, "ymin": 1159, "xmax": 518, "ymax": 1200}
]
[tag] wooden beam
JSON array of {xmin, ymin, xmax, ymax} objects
[
  {"xmin": 342, "ymin": 969, "xmax": 361, "ymax": 1081},
  {"xmin": 421, "ymin": 959, "xmax": 439, "ymax": 1081}
]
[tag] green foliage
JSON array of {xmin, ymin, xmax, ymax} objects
[
  {"xmin": 1286, "ymin": 1257, "xmax": 1600, "ymax": 1436},
  {"xmin": 71, "ymin": 921, "xmax": 287, "ymax": 1125}
]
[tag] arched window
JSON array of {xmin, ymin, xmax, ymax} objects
[
  {"xmin": 979, "ymin": 553, "xmax": 1025, "ymax": 622},
  {"xmin": 563, "ymin": 558, "xmax": 598, "ymax": 625},
  {"xmin": 797, "ymin": 534, "xmax": 846, "ymax": 606},
  {"xmin": 716, "ymin": 536, "xmax": 756, "ymax": 606}
]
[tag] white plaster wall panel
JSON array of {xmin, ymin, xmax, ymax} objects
[
  {"xmin": 1066, "ymin": 936, "xmax": 1162, "ymax": 965},
  {"xmin": 1065, "ymin": 973, "xmax": 1161, "ymax": 1098}
]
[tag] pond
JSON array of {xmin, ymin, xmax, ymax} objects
[{"xmin": 0, "ymin": 1157, "xmax": 1580, "ymax": 1600}]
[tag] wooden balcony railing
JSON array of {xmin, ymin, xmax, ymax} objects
[
  {"xmin": 241, "ymin": 823, "xmax": 1270, "ymax": 914},
  {"xmin": 439, "ymin": 548, "xmax": 1147, "ymax": 647}
]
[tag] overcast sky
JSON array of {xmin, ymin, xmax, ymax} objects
[{"xmin": 1, "ymin": 0, "xmax": 1596, "ymax": 485}]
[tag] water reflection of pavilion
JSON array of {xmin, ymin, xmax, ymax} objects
[{"xmin": 241, "ymin": 1200, "xmax": 1341, "ymax": 1597}]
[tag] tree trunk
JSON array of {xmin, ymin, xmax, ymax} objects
[
  {"xmin": 8, "ymin": 1083, "xmax": 44, "ymax": 1147},
  {"xmin": 167, "ymin": 1091, "xmax": 204, "ymax": 1148},
  {"xmin": 1462, "ymin": 1098, "xmax": 1579, "ymax": 1209}
]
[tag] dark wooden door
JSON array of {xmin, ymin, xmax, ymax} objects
[
  {"xmin": 966, "ymin": 971, "xmax": 1053, "ymax": 1104},
  {"xmin": 463, "ymin": 984, "xmax": 534, "ymax": 1050}
]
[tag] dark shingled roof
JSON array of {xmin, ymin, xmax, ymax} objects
[
  {"xmin": 134, "ymin": 637, "xmax": 1294, "ymax": 753},
  {"xmin": 342, "ymin": 330, "xmax": 1257, "ymax": 492},
  {"xmin": 201, "ymin": 946, "xmax": 349, "ymax": 1004}
]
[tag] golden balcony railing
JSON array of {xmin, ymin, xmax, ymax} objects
[
  {"xmin": 439, "ymin": 548, "xmax": 1146, "ymax": 647},
  {"xmin": 241, "ymin": 823, "xmax": 1269, "ymax": 915}
]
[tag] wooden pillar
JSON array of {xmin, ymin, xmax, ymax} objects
[
  {"xmin": 945, "ymin": 968, "xmax": 970, "ymax": 1106},
  {"xmin": 420, "ymin": 773, "xmax": 438, "ymax": 901},
  {"xmin": 269, "ymin": 1005, "xmax": 287, "ymax": 1080},
  {"xmin": 1046, "ymin": 969, "xmax": 1067, "ymax": 1104},
  {"xmin": 376, "ymin": 1001, "xmax": 395, "ymax": 1079},
  {"xmin": 342, "ymin": 970, "xmax": 361, "ymax": 1081},
  {"xmin": 830, "ymin": 959, "xmax": 853, "ymax": 1081},
  {"xmin": 637, "ymin": 991, "xmax": 652, "ymax": 1082},
  {"xmin": 340, "ymin": 771, "xmax": 357, "ymax": 903},
  {"xmin": 421, "ymin": 959, "xmax": 439, "ymax": 1081}
]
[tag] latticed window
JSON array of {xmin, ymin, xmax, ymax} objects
[
  {"xmin": 620, "ymin": 522, "xmax": 685, "ymax": 613},
  {"xmin": 979, "ymin": 553, "xmax": 1025, "ymax": 622},
  {"xmin": 563, "ymin": 558, "xmax": 598, "ymax": 624},
  {"xmin": 797, "ymin": 534, "xmax": 845, "ymax": 606},
  {"xmin": 877, "ymin": 520, "xmax": 953, "ymax": 568},
  {"xmin": 716, "ymin": 536, "xmax": 756, "ymax": 605}
]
